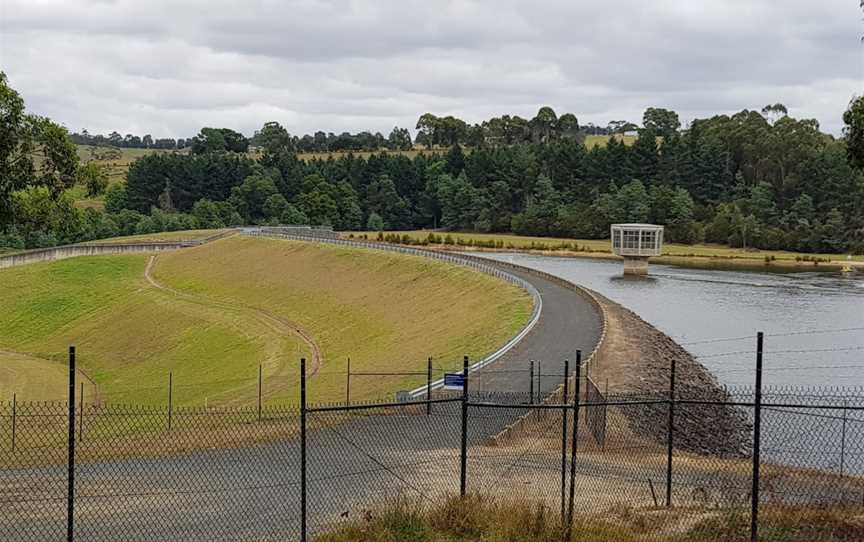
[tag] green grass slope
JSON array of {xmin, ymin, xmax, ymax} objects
[
  {"xmin": 0, "ymin": 236, "xmax": 531, "ymax": 405},
  {"xmin": 154, "ymin": 236, "xmax": 533, "ymax": 402},
  {"xmin": 0, "ymin": 254, "xmax": 308, "ymax": 405}
]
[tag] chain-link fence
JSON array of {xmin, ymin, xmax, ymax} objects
[{"xmin": 2, "ymin": 348, "xmax": 864, "ymax": 541}]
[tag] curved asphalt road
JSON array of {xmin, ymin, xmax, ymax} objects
[
  {"xmin": 2, "ymin": 259, "xmax": 602, "ymax": 542},
  {"xmin": 470, "ymin": 264, "xmax": 601, "ymax": 397}
]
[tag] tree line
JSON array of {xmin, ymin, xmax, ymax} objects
[
  {"xmin": 3, "ymin": 68, "xmax": 864, "ymax": 255},
  {"xmin": 112, "ymin": 103, "xmax": 863, "ymax": 254},
  {"xmin": 71, "ymin": 130, "xmax": 192, "ymax": 150},
  {"xmin": 69, "ymin": 108, "xmax": 638, "ymax": 156},
  {"xmin": 69, "ymin": 109, "xmax": 653, "ymax": 156}
]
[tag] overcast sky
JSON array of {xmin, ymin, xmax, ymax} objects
[{"xmin": 1, "ymin": 0, "xmax": 862, "ymax": 139}]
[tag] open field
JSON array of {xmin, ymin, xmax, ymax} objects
[
  {"xmin": 584, "ymin": 133, "xmax": 638, "ymax": 148},
  {"xmin": 349, "ymin": 230, "xmax": 864, "ymax": 268},
  {"xmin": 0, "ymin": 236, "xmax": 531, "ymax": 405},
  {"xmin": 76, "ymin": 145, "xmax": 175, "ymax": 183},
  {"xmin": 71, "ymin": 146, "xmax": 180, "ymax": 210}
]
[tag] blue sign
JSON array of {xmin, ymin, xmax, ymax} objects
[{"xmin": 443, "ymin": 373, "xmax": 465, "ymax": 390}]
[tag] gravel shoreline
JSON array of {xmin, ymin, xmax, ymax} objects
[{"xmin": 590, "ymin": 293, "xmax": 752, "ymax": 457}]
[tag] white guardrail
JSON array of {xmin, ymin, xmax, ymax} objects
[{"xmin": 242, "ymin": 228, "xmax": 543, "ymax": 398}]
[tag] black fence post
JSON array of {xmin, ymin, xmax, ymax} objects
[
  {"xmin": 67, "ymin": 346, "xmax": 76, "ymax": 542},
  {"xmin": 345, "ymin": 357, "xmax": 351, "ymax": 406},
  {"xmin": 426, "ymin": 357, "xmax": 433, "ymax": 416},
  {"xmin": 11, "ymin": 392, "xmax": 16, "ymax": 453},
  {"xmin": 529, "ymin": 360, "xmax": 535, "ymax": 404},
  {"xmin": 537, "ymin": 361, "xmax": 542, "ymax": 403},
  {"xmin": 750, "ymin": 332, "xmax": 764, "ymax": 542},
  {"xmin": 258, "ymin": 364, "xmax": 263, "ymax": 422},
  {"xmin": 78, "ymin": 382, "xmax": 84, "ymax": 443},
  {"xmin": 840, "ymin": 399, "xmax": 847, "ymax": 477},
  {"xmin": 300, "ymin": 357, "xmax": 308, "ymax": 542},
  {"xmin": 167, "ymin": 372, "xmax": 173, "ymax": 431},
  {"xmin": 665, "ymin": 355, "xmax": 677, "ymax": 508},
  {"xmin": 460, "ymin": 355, "xmax": 469, "ymax": 497},
  {"xmin": 560, "ymin": 358, "xmax": 570, "ymax": 521},
  {"xmin": 566, "ymin": 350, "xmax": 582, "ymax": 536},
  {"xmin": 603, "ymin": 378, "xmax": 609, "ymax": 452}
]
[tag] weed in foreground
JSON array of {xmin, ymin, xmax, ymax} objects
[{"xmin": 314, "ymin": 496, "xmax": 864, "ymax": 542}]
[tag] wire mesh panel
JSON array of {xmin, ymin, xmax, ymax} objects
[
  {"xmin": 2, "ymin": 402, "xmax": 303, "ymax": 542},
  {"xmin": 75, "ymin": 405, "xmax": 302, "ymax": 541},
  {"xmin": 0, "ymin": 401, "xmax": 69, "ymax": 541},
  {"xmin": 5, "ymin": 383, "xmax": 864, "ymax": 541},
  {"xmin": 666, "ymin": 401, "xmax": 752, "ymax": 540},
  {"xmin": 584, "ymin": 377, "xmax": 607, "ymax": 446},
  {"xmin": 571, "ymin": 396, "xmax": 668, "ymax": 530},
  {"xmin": 465, "ymin": 400, "xmax": 569, "ymax": 515},
  {"xmin": 304, "ymin": 399, "xmax": 463, "ymax": 538},
  {"xmin": 757, "ymin": 391, "xmax": 864, "ymax": 539}
]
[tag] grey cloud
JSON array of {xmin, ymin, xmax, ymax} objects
[{"xmin": 0, "ymin": 0, "xmax": 860, "ymax": 138}]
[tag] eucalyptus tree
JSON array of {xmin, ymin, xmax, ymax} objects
[
  {"xmin": 843, "ymin": 95, "xmax": 864, "ymax": 170},
  {"xmin": 0, "ymin": 72, "xmax": 80, "ymax": 228}
]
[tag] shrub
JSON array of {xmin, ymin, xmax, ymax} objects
[
  {"xmin": 0, "ymin": 227, "xmax": 25, "ymax": 250},
  {"xmin": 104, "ymin": 183, "xmax": 128, "ymax": 214},
  {"xmin": 366, "ymin": 212, "xmax": 385, "ymax": 231},
  {"xmin": 26, "ymin": 230, "xmax": 58, "ymax": 248},
  {"xmin": 426, "ymin": 232, "xmax": 442, "ymax": 244},
  {"xmin": 134, "ymin": 216, "xmax": 157, "ymax": 235}
]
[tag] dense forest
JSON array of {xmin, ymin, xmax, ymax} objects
[{"xmin": 3, "ymin": 70, "xmax": 864, "ymax": 254}]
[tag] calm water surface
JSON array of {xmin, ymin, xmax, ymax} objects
[{"xmin": 480, "ymin": 253, "xmax": 864, "ymax": 389}]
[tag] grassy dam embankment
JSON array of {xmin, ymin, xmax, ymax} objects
[{"xmin": 0, "ymin": 235, "xmax": 532, "ymax": 406}]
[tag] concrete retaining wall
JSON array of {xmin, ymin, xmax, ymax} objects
[
  {"xmin": 0, "ymin": 229, "xmax": 237, "ymax": 269},
  {"xmin": 0, "ymin": 243, "xmax": 193, "ymax": 269}
]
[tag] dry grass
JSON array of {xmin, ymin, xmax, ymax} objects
[
  {"xmin": 314, "ymin": 495, "xmax": 864, "ymax": 542},
  {"xmin": 584, "ymin": 134, "xmax": 639, "ymax": 148}
]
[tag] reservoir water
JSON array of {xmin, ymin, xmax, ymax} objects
[
  {"xmin": 479, "ymin": 253, "xmax": 864, "ymax": 474},
  {"xmin": 479, "ymin": 253, "xmax": 864, "ymax": 389}
]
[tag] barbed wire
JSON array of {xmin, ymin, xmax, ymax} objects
[
  {"xmin": 712, "ymin": 364, "xmax": 864, "ymax": 375},
  {"xmin": 695, "ymin": 345, "xmax": 864, "ymax": 360},
  {"xmin": 679, "ymin": 325, "xmax": 864, "ymax": 346}
]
